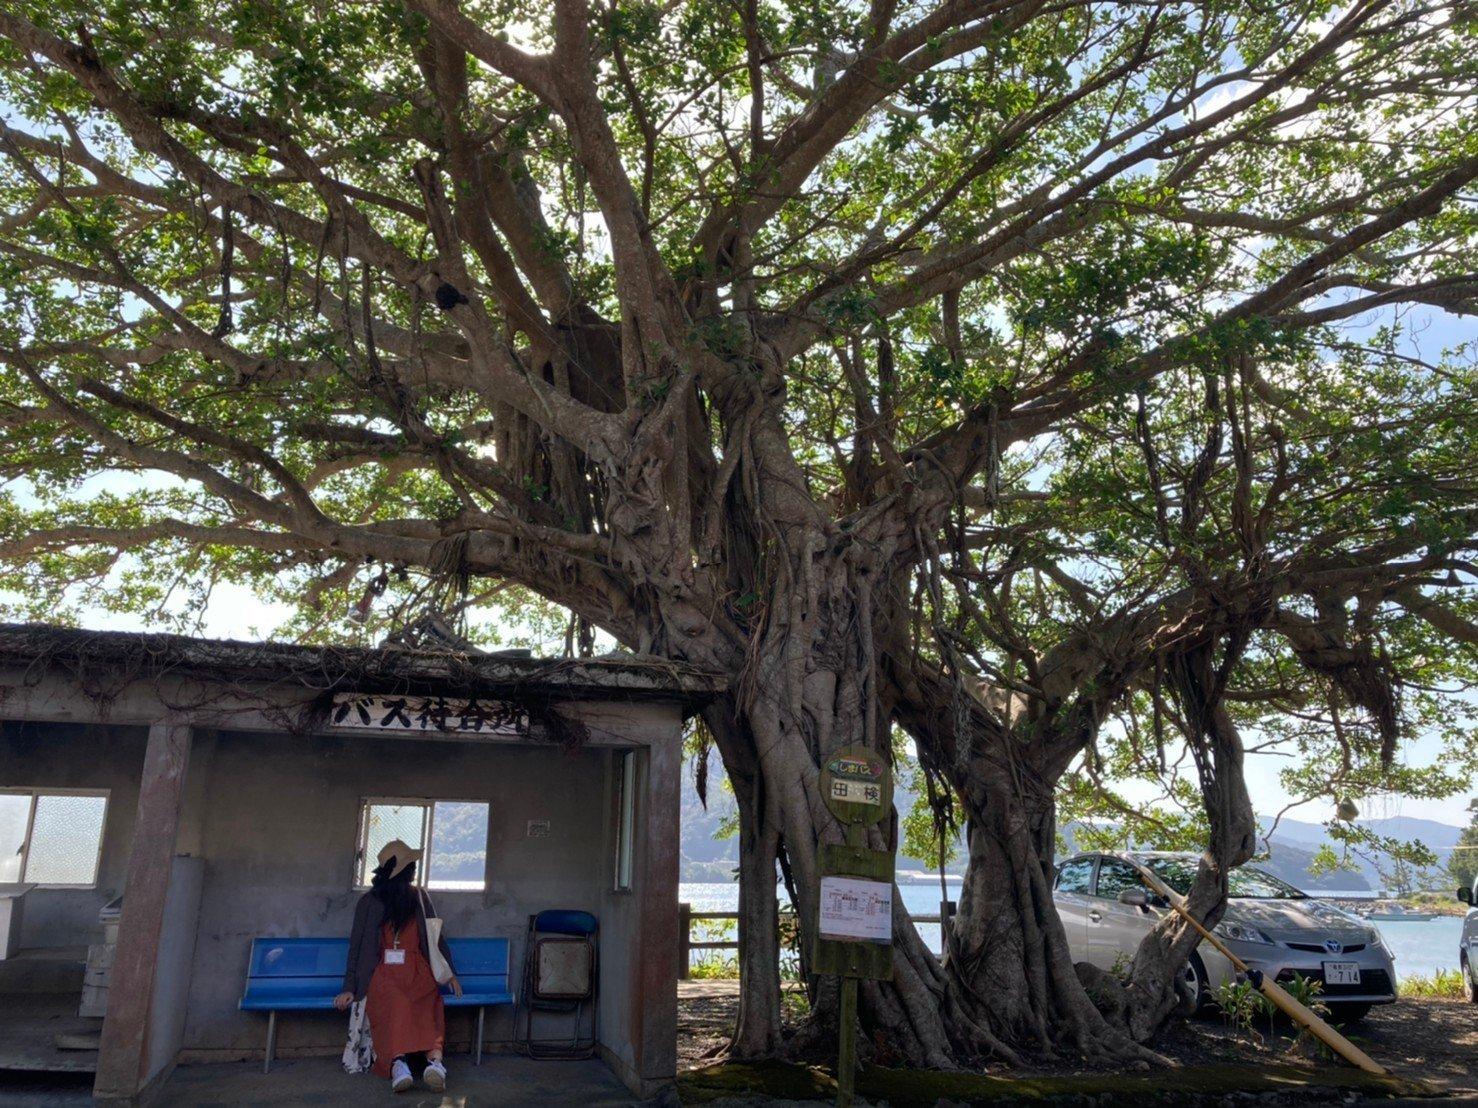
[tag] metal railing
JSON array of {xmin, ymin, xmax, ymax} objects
[{"xmin": 678, "ymin": 902, "xmax": 948, "ymax": 979}]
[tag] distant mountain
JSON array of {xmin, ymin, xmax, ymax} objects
[
  {"xmin": 679, "ymin": 765, "xmax": 965, "ymax": 882},
  {"xmin": 1260, "ymin": 814, "xmax": 1463, "ymax": 853},
  {"xmin": 678, "ymin": 765, "xmax": 1462, "ymax": 894},
  {"xmin": 1257, "ymin": 837, "xmax": 1370, "ymax": 892},
  {"xmin": 1357, "ymin": 815, "xmax": 1464, "ymax": 851},
  {"xmin": 1254, "ymin": 814, "xmax": 1463, "ymax": 892},
  {"xmin": 680, "ymin": 767, "xmax": 738, "ymax": 881}
]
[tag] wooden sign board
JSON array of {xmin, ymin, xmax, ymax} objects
[{"xmin": 820, "ymin": 746, "xmax": 892, "ymax": 825}]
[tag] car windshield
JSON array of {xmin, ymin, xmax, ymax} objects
[{"xmin": 1144, "ymin": 857, "xmax": 1307, "ymax": 900}]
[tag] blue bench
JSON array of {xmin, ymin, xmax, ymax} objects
[{"xmin": 240, "ymin": 936, "xmax": 513, "ymax": 1072}]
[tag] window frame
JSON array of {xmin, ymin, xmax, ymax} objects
[
  {"xmin": 353, "ymin": 796, "xmax": 490, "ymax": 892},
  {"xmin": 612, "ymin": 750, "xmax": 637, "ymax": 893},
  {"xmin": 0, "ymin": 787, "xmax": 110, "ymax": 890}
]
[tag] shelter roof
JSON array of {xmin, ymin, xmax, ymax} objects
[{"xmin": 0, "ymin": 622, "xmax": 724, "ymax": 708}]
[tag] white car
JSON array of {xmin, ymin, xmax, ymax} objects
[
  {"xmin": 1458, "ymin": 875, "xmax": 1478, "ymax": 1003},
  {"xmin": 1054, "ymin": 851, "xmax": 1398, "ymax": 1022}
]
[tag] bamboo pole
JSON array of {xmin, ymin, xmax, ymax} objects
[{"xmin": 1133, "ymin": 862, "xmax": 1388, "ymax": 1076}]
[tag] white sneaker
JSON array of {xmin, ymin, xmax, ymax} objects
[
  {"xmin": 390, "ymin": 1057, "xmax": 414, "ymax": 1093},
  {"xmin": 423, "ymin": 1059, "xmax": 447, "ymax": 1092}
]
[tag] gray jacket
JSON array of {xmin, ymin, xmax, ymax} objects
[{"xmin": 342, "ymin": 888, "xmax": 457, "ymax": 1000}]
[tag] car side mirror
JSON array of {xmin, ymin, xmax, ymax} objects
[
  {"xmin": 1460, "ymin": 886, "xmax": 1473, "ymax": 905},
  {"xmin": 1117, "ymin": 887, "xmax": 1151, "ymax": 909}
]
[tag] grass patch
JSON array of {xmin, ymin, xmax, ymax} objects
[
  {"xmin": 1393, "ymin": 892, "xmax": 1464, "ymax": 916},
  {"xmin": 1400, "ymin": 968, "xmax": 1468, "ymax": 998},
  {"xmin": 678, "ymin": 1060, "xmax": 1432, "ymax": 1105},
  {"xmin": 688, "ymin": 957, "xmax": 741, "ymax": 980}
]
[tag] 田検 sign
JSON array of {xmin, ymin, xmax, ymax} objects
[
  {"xmin": 820, "ymin": 745, "xmax": 892, "ymax": 825},
  {"xmin": 828, "ymin": 778, "xmax": 882, "ymax": 806}
]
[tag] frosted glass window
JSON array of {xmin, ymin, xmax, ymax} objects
[
  {"xmin": 0, "ymin": 790, "xmax": 108, "ymax": 887},
  {"xmin": 25, "ymin": 794, "xmax": 108, "ymax": 886},
  {"xmin": 358, "ymin": 802, "xmax": 427, "ymax": 887},
  {"xmin": 0, "ymin": 794, "xmax": 29, "ymax": 884}
]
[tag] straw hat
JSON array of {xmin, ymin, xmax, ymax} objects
[{"xmin": 377, "ymin": 839, "xmax": 422, "ymax": 878}]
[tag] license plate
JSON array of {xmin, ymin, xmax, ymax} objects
[{"xmin": 1322, "ymin": 961, "xmax": 1361, "ymax": 985}]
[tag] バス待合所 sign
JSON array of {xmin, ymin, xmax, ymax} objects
[
  {"xmin": 329, "ymin": 693, "xmax": 528, "ymax": 735},
  {"xmin": 818, "ymin": 875, "xmax": 893, "ymax": 944}
]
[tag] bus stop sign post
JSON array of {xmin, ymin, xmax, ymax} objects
[{"xmin": 816, "ymin": 746, "xmax": 894, "ymax": 1108}]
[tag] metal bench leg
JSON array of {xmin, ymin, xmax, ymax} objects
[
  {"xmin": 264, "ymin": 1011, "xmax": 277, "ymax": 1074},
  {"xmin": 475, "ymin": 1007, "xmax": 484, "ymax": 1066}
]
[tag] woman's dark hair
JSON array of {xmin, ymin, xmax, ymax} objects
[{"xmin": 370, "ymin": 857, "xmax": 419, "ymax": 933}]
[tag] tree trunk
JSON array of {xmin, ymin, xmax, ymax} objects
[
  {"xmin": 941, "ymin": 773, "xmax": 1155, "ymax": 1061},
  {"xmin": 705, "ymin": 706, "xmax": 785, "ymax": 1059},
  {"xmin": 683, "ymin": 551, "xmax": 973, "ymax": 1067},
  {"xmin": 879, "ymin": 653, "xmax": 1163, "ymax": 1063},
  {"xmin": 1123, "ymin": 654, "xmax": 1258, "ymax": 1040}
]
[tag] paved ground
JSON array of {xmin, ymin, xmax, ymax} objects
[
  {"xmin": 159, "ymin": 1054, "xmax": 642, "ymax": 1106},
  {"xmin": 0, "ymin": 1055, "xmax": 643, "ymax": 1107},
  {"xmin": 0, "ymin": 995, "xmax": 99, "ymax": 1075}
]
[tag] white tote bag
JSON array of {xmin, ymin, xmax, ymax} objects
[
  {"xmin": 420, "ymin": 890, "xmax": 455, "ymax": 986},
  {"xmin": 341, "ymin": 999, "xmax": 374, "ymax": 1074}
]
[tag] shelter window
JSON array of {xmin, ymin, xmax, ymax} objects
[
  {"xmin": 613, "ymin": 751, "xmax": 637, "ymax": 892},
  {"xmin": 355, "ymin": 798, "xmax": 489, "ymax": 891},
  {"xmin": 0, "ymin": 789, "xmax": 108, "ymax": 888}
]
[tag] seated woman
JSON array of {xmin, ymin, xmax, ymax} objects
[{"xmin": 335, "ymin": 839, "xmax": 463, "ymax": 1092}]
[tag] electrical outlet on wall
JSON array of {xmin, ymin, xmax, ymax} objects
[{"xmin": 526, "ymin": 819, "xmax": 551, "ymax": 838}]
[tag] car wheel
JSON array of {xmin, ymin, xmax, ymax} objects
[
  {"xmin": 1463, "ymin": 954, "xmax": 1477, "ymax": 1005},
  {"xmin": 1182, "ymin": 952, "xmax": 1209, "ymax": 1012},
  {"xmin": 1326, "ymin": 1002, "xmax": 1371, "ymax": 1025}
]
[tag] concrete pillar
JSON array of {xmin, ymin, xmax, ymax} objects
[
  {"xmin": 94, "ymin": 720, "xmax": 192, "ymax": 1102},
  {"xmin": 633, "ymin": 731, "xmax": 681, "ymax": 1094}
]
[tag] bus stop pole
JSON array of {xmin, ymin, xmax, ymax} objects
[{"xmin": 836, "ymin": 820, "xmax": 864, "ymax": 1108}]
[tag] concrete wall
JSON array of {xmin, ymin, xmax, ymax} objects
[
  {"xmin": 178, "ymin": 726, "xmax": 617, "ymax": 1059},
  {"xmin": 0, "ymin": 721, "xmax": 147, "ymax": 949},
  {"xmin": 598, "ymin": 747, "xmax": 641, "ymax": 1080},
  {"xmin": 145, "ymin": 855, "xmax": 204, "ymax": 1086}
]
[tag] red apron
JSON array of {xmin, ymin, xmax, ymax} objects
[{"xmin": 366, "ymin": 917, "xmax": 445, "ymax": 1076}]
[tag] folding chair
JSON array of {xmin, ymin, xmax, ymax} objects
[{"xmin": 519, "ymin": 909, "xmax": 598, "ymax": 1059}]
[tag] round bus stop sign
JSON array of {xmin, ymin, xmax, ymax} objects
[{"xmin": 820, "ymin": 745, "xmax": 892, "ymax": 825}]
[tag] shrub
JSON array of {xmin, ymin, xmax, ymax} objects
[
  {"xmin": 1399, "ymin": 969, "xmax": 1467, "ymax": 998},
  {"xmin": 1280, "ymin": 973, "xmax": 1330, "ymax": 1058},
  {"xmin": 1212, "ymin": 978, "xmax": 1271, "ymax": 1039},
  {"xmin": 688, "ymin": 956, "xmax": 740, "ymax": 980}
]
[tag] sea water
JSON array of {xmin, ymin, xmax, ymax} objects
[{"xmin": 678, "ymin": 882, "xmax": 1465, "ymax": 979}]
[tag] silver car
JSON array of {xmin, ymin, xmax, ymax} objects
[
  {"xmin": 1054, "ymin": 851, "xmax": 1398, "ymax": 1021},
  {"xmin": 1458, "ymin": 875, "xmax": 1478, "ymax": 1003}
]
